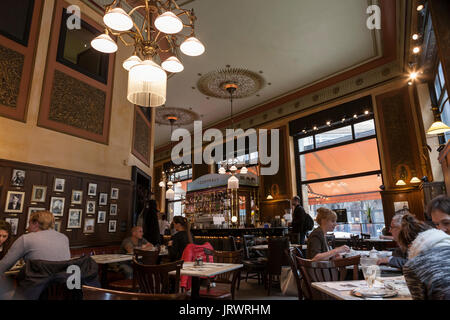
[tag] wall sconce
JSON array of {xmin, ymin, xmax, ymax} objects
[
  {"xmin": 266, "ymin": 194, "xmax": 273, "ymax": 200},
  {"xmin": 395, "ymin": 180, "xmax": 406, "ymax": 186},
  {"xmin": 410, "ymin": 177, "xmax": 421, "ymax": 184}
]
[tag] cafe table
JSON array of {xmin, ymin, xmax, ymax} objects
[
  {"xmin": 171, "ymin": 262, "xmax": 243, "ymax": 300},
  {"xmin": 250, "ymin": 244, "xmax": 307, "ymax": 250},
  {"xmin": 90, "ymin": 254, "xmax": 134, "ymax": 288},
  {"xmin": 311, "ymin": 276, "xmax": 412, "ymax": 300}
]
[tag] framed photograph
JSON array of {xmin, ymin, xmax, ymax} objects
[
  {"xmin": 54, "ymin": 220, "xmax": 62, "ymax": 232},
  {"xmin": 50, "ymin": 197, "xmax": 65, "ymax": 217},
  {"xmin": 99, "ymin": 193, "xmax": 108, "ymax": 206},
  {"xmin": 67, "ymin": 209, "xmax": 82, "ymax": 228},
  {"xmin": 11, "ymin": 169, "xmax": 25, "ymax": 187},
  {"xmin": 4, "ymin": 191, "xmax": 25, "ymax": 213},
  {"xmin": 108, "ymin": 220, "xmax": 117, "ymax": 232},
  {"xmin": 5, "ymin": 218, "xmax": 19, "ymax": 236},
  {"xmin": 86, "ymin": 200, "xmax": 96, "ymax": 215},
  {"xmin": 53, "ymin": 178, "xmax": 65, "ymax": 192},
  {"xmin": 97, "ymin": 210, "xmax": 106, "ymax": 223},
  {"xmin": 83, "ymin": 217, "xmax": 95, "ymax": 234},
  {"xmin": 110, "ymin": 204, "xmax": 118, "ymax": 216},
  {"xmin": 111, "ymin": 188, "xmax": 119, "ymax": 200},
  {"xmin": 88, "ymin": 183, "xmax": 97, "ymax": 196},
  {"xmin": 31, "ymin": 185, "xmax": 47, "ymax": 202},
  {"xmin": 71, "ymin": 190, "xmax": 83, "ymax": 205},
  {"xmin": 26, "ymin": 207, "xmax": 46, "ymax": 229}
]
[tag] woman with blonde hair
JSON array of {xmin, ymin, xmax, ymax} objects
[
  {"xmin": 307, "ymin": 207, "xmax": 350, "ymax": 261},
  {"xmin": 0, "ymin": 211, "xmax": 70, "ymax": 274}
]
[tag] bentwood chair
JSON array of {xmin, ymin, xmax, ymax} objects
[
  {"xmin": 82, "ymin": 285, "xmax": 189, "ymax": 300},
  {"xmin": 296, "ymin": 255, "xmax": 360, "ymax": 300},
  {"xmin": 133, "ymin": 258, "xmax": 183, "ymax": 294},
  {"xmin": 285, "ymin": 247, "xmax": 305, "ymax": 300},
  {"xmin": 241, "ymin": 235, "xmax": 266, "ymax": 285},
  {"xmin": 266, "ymin": 237, "xmax": 290, "ymax": 296}
]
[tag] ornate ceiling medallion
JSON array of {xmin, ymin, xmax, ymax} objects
[
  {"xmin": 155, "ymin": 107, "xmax": 199, "ymax": 125},
  {"xmin": 197, "ymin": 68, "xmax": 265, "ymax": 99}
]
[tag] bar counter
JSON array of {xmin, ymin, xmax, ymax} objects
[{"xmin": 190, "ymin": 227, "xmax": 289, "ymax": 238}]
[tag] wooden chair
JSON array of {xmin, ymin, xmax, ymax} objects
[
  {"xmin": 296, "ymin": 255, "xmax": 360, "ymax": 300},
  {"xmin": 133, "ymin": 258, "xmax": 183, "ymax": 294},
  {"xmin": 198, "ymin": 249, "xmax": 243, "ymax": 300},
  {"xmin": 109, "ymin": 248, "xmax": 161, "ymax": 292},
  {"xmin": 82, "ymin": 285, "xmax": 189, "ymax": 300},
  {"xmin": 284, "ymin": 247, "xmax": 304, "ymax": 300},
  {"xmin": 266, "ymin": 237, "xmax": 290, "ymax": 296},
  {"xmin": 241, "ymin": 235, "xmax": 266, "ymax": 285}
]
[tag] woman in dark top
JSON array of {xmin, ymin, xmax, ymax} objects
[
  {"xmin": 168, "ymin": 216, "xmax": 192, "ymax": 261},
  {"xmin": 307, "ymin": 207, "xmax": 349, "ymax": 261},
  {"xmin": 0, "ymin": 220, "xmax": 12, "ymax": 260}
]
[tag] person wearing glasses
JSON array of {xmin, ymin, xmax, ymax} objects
[
  {"xmin": 427, "ymin": 195, "xmax": 450, "ymax": 235},
  {"xmin": 376, "ymin": 212, "xmax": 408, "ymax": 269}
]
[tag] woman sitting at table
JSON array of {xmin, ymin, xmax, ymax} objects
[
  {"xmin": 397, "ymin": 213, "xmax": 450, "ymax": 300},
  {"xmin": 428, "ymin": 195, "xmax": 450, "ymax": 235},
  {"xmin": 0, "ymin": 211, "xmax": 70, "ymax": 274},
  {"xmin": 0, "ymin": 220, "xmax": 12, "ymax": 260},
  {"xmin": 168, "ymin": 216, "xmax": 192, "ymax": 261},
  {"xmin": 307, "ymin": 208, "xmax": 350, "ymax": 261}
]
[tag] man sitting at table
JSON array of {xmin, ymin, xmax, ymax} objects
[
  {"xmin": 377, "ymin": 213, "xmax": 408, "ymax": 269},
  {"xmin": 118, "ymin": 226, "xmax": 153, "ymax": 279}
]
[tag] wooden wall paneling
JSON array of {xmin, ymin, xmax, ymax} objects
[
  {"xmin": 259, "ymin": 200, "xmax": 291, "ymax": 223},
  {"xmin": 381, "ymin": 188, "xmax": 425, "ymax": 227}
]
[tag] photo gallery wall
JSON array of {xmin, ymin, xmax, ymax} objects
[{"xmin": 2, "ymin": 167, "xmax": 123, "ymax": 236}]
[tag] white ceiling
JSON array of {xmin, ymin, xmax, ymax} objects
[{"xmin": 91, "ymin": 0, "xmax": 383, "ymax": 148}]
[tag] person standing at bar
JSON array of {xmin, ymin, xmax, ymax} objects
[{"xmin": 291, "ymin": 196, "xmax": 312, "ymax": 244}]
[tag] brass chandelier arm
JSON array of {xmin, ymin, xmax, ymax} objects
[{"xmin": 117, "ymin": 35, "xmax": 136, "ymax": 47}]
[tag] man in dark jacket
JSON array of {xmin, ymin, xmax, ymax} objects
[
  {"xmin": 142, "ymin": 199, "xmax": 161, "ymax": 246},
  {"xmin": 291, "ymin": 196, "xmax": 309, "ymax": 245}
]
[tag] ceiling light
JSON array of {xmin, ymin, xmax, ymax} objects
[
  {"xmin": 408, "ymin": 81, "xmax": 413, "ymax": 86},
  {"xmin": 161, "ymin": 56, "xmax": 184, "ymax": 73},
  {"xmin": 426, "ymin": 121, "xmax": 450, "ymax": 135},
  {"xmin": 127, "ymin": 59, "xmax": 167, "ymax": 107},
  {"xmin": 410, "ymin": 177, "xmax": 421, "ymax": 184},
  {"xmin": 231, "ymin": 216, "xmax": 238, "ymax": 223},
  {"xmin": 412, "ymin": 34, "xmax": 419, "ymax": 40},
  {"xmin": 409, "ymin": 72, "xmax": 418, "ymax": 80},
  {"xmin": 165, "ymin": 188, "xmax": 175, "ymax": 200},
  {"xmin": 91, "ymin": 33, "xmax": 118, "ymax": 53},
  {"xmin": 180, "ymin": 37, "xmax": 205, "ymax": 56},
  {"xmin": 218, "ymin": 167, "xmax": 226, "ymax": 175},
  {"xmin": 395, "ymin": 179, "xmax": 406, "ymax": 186},
  {"xmin": 364, "ymin": 110, "xmax": 369, "ymax": 115},
  {"xmin": 175, "ymin": 181, "xmax": 182, "ymax": 188},
  {"xmin": 155, "ymin": 11, "xmax": 183, "ymax": 34},
  {"xmin": 230, "ymin": 165, "xmax": 238, "ymax": 172},
  {"xmin": 158, "ymin": 181, "xmax": 165, "ymax": 188},
  {"xmin": 227, "ymin": 175, "xmax": 239, "ymax": 189},
  {"xmin": 240, "ymin": 166, "xmax": 248, "ymax": 174},
  {"xmin": 417, "ymin": 4, "xmax": 424, "ymax": 11},
  {"xmin": 326, "ymin": 121, "xmax": 331, "ymax": 126},
  {"xmin": 103, "ymin": 8, "xmax": 133, "ymax": 32},
  {"xmin": 123, "ymin": 55, "xmax": 142, "ymax": 71},
  {"xmin": 413, "ymin": 47, "xmax": 420, "ymax": 54},
  {"xmin": 167, "ymin": 181, "xmax": 173, "ymax": 187}
]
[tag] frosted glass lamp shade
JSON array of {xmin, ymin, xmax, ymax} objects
[
  {"xmin": 240, "ymin": 166, "xmax": 248, "ymax": 174},
  {"xmin": 180, "ymin": 37, "xmax": 205, "ymax": 56},
  {"xmin": 395, "ymin": 180, "xmax": 406, "ymax": 186},
  {"xmin": 218, "ymin": 167, "xmax": 226, "ymax": 175},
  {"xmin": 410, "ymin": 177, "xmax": 421, "ymax": 184},
  {"xmin": 231, "ymin": 216, "xmax": 238, "ymax": 223},
  {"xmin": 103, "ymin": 8, "xmax": 133, "ymax": 32},
  {"xmin": 229, "ymin": 165, "xmax": 237, "ymax": 172},
  {"xmin": 123, "ymin": 55, "xmax": 142, "ymax": 71},
  {"xmin": 227, "ymin": 175, "xmax": 239, "ymax": 189},
  {"xmin": 167, "ymin": 181, "xmax": 174, "ymax": 187},
  {"xmin": 426, "ymin": 121, "xmax": 450, "ymax": 135},
  {"xmin": 158, "ymin": 181, "xmax": 166, "ymax": 188},
  {"xmin": 176, "ymin": 181, "xmax": 182, "ymax": 188},
  {"xmin": 155, "ymin": 11, "xmax": 183, "ymax": 34},
  {"xmin": 127, "ymin": 60, "xmax": 167, "ymax": 107},
  {"xmin": 166, "ymin": 188, "xmax": 175, "ymax": 200},
  {"xmin": 162, "ymin": 56, "xmax": 184, "ymax": 73},
  {"xmin": 91, "ymin": 33, "xmax": 118, "ymax": 53}
]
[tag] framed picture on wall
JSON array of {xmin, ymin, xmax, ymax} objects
[
  {"xmin": 110, "ymin": 204, "xmax": 117, "ymax": 216},
  {"xmin": 5, "ymin": 218, "xmax": 19, "ymax": 236},
  {"xmin": 54, "ymin": 220, "xmax": 62, "ymax": 232},
  {"xmin": 99, "ymin": 193, "xmax": 108, "ymax": 206},
  {"xmin": 67, "ymin": 209, "xmax": 82, "ymax": 228},
  {"xmin": 53, "ymin": 178, "xmax": 65, "ymax": 192},
  {"xmin": 71, "ymin": 190, "xmax": 83, "ymax": 204},
  {"xmin": 111, "ymin": 188, "xmax": 119, "ymax": 200},
  {"xmin": 108, "ymin": 220, "xmax": 117, "ymax": 232},
  {"xmin": 4, "ymin": 191, "xmax": 25, "ymax": 213},
  {"xmin": 97, "ymin": 210, "xmax": 106, "ymax": 223},
  {"xmin": 86, "ymin": 201, "xmax": 96, "ymax": 215},
  {"xmin": 88, "ymin": 183, "xmax": 97, "ymax": 196},
  {"xmin": 83, "ymin": 217, "xmax": 95, "ymax": 234},
  {"xmin": 11, "ymin": 169, "xmax": 25, "ymax": 187},
  {"xmin": 50, "ymin": 197, "xmax": 65, "ymax": 216},
  {"xmin": 31, "ymin": 186, "xmax": 47, "ymax": 202},
  {"xmin": 27, "ymin": 207, "xmax": 46, "ymax": 229}
]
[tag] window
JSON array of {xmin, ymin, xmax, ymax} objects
[
  {"xmin": 0, "ymin": 0, "xmax": 34, "ymax": 46},
  {"xmin": 167, "ymin": 165, "xmax": 192, "ymax": 218},
  {"xmin": 56, "ymin": 8, "xmax": 109, "ymax": 83},
  {"xmin": 433, "ymin": 62, "xmax": 450, "ymax": 142},
  {"xmin": 294, "ymin": 115, "xmax": 384, "ymax": 237}
]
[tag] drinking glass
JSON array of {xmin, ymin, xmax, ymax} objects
[{"xmin": 360, "ymin": 257, "xmax": 380, "ymax": 289}]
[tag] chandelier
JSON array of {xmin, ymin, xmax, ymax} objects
[{"xmin": 91, "ymin": 0, "xmax": 205, "ymax": 107}]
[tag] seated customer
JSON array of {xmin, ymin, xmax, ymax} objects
[
  {"xmin": 168, "ymin": 216, "xmax": 192, "ymax": 261},
  {"xmin": 0, "ymin": 220, "xmax": 12, "ymax": 260},
  {"xmin": 428, "ymin": 195, "xmax": 450, "ymax": 235},
  {"xmin": 397, "ymin": 214, "xmax": 450, "ymax": 300},
  {"xmin": 0, "ymin": 211, "xmax": 70, "ymax": 274},
  {"xmin": 307, "ymin": 208, "xmax": 350, "ymax": 261},
  {"xmin": 377, "ymin": 213, "xmax": 408, "ymax": 269},
  {"xmin": 119, "ymin": 226, "xmax": 153, "ymax": 279}
]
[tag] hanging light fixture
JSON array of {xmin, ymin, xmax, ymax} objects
[
  {"xmin": 427, "ymin": 102, "xmax": 450, "ymax": 135},
  {"xmin": 92, "ymin": 1, "xmax": 205, "ymax": 107},
  {"xmin": 165, "ymin": 187, "xmax": 175, "ymax": 200},
  {"xmin": 176, "ymin": 181, "xmax": 182, "ymax": 188},
  {"xmin": 240, "ymin": 166, "xmax": 248, "ymax": 174},
  {"xmin": 158, "ymin": 180, "xmax": 166, "ymax": 188},
  {"xmin": 227, "ymin": 175, "xmax": 239, "ymax": 189}
]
